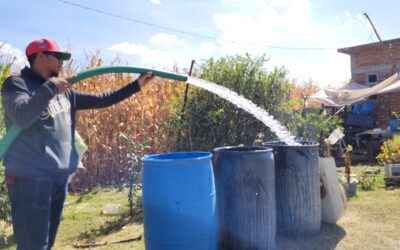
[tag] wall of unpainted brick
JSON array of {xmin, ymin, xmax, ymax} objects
[
  {"xmin": 348, "ymin": 41, "xmax": 400, "ymax": 127},
  {"xmin": 353, "ymin": 73, "xmax": 365, "ymax": 84},
  {"xmin": 352, "ymin": 43, "xmax": 400, "ymax": 68},
  {"xmin": 372, "ymin": 94, "xmax": 390, "ymax": 128}
]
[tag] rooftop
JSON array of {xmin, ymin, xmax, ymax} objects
[{"xmin": 338, "ymin": 37, "xmax": 400, "ymax": 55}]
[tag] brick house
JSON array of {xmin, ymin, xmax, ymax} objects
[{"xmin": 338, "ymin": 38, "xmax": 400, "ymax": 128}]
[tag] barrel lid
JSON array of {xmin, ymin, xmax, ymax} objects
[
  {"xmin": 213, "ymin": 146, "xmax": 272, "ymax": 154},
  {"xmin": 141, "ymin": 151, "xmax": 212, "ymax": 162},
  {"xmin": 263, "ymin": 140, "xmax": 319, "ymax": 148}
]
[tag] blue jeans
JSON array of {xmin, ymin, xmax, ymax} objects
[{"xmin": 7, "ymin": 176, "xmax": 68, "ymax": 250}]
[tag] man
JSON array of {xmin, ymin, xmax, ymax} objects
[{"xmin": 1, "ymin": 38, "xmax": 154, "ymax": 249}]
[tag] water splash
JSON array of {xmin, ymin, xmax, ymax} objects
[{"xmin": 187, "ymin": 77, "xmax": 299, "ymax": 146}]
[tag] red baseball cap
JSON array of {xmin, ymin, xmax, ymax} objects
[{"xmin": 25, "ymin": 38, "xmax": 71, "ymax": 60}]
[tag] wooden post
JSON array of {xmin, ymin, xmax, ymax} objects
[
  {"xmin": 176, "ymin": 60, "xmax": 195, "ymax": 150},
  {"xmin": 180, "ymin": 60, "xmax": 195, "ymax": 114}
]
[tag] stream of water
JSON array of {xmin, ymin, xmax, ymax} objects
[{"xmin": 187, "ymin": 77, "xmax": 299, "ymax": 146}]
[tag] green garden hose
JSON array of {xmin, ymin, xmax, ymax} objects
[
  {"xmin": 68, "ymin": 66, "xmax": 188, "ymax": 83},
  {"xmin": 0, "ymin": 66, "xmax": 188, "ymax": 160}
]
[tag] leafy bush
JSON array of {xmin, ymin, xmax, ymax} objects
[
  {"xmin": 286, "ymin": 108, "xmax": 343, "ymax": 156},
  {"xmin": 166, "ymin": 54, "xmax": 291, "ymax": 151},
  {"xmin": 0, "ymin": 58, "xmax": 11, "ymax": 136},
  {"xmin": 0, "ymin": 56, "xmax": 12, "ymax": 244},
  {"xmin": 0, "ymin": 163, "xmax": 11, "ymax": 244},
  {"xmin": 358, "ymin": 168, "xmax": 376, "ymax": 191},
  {"xmin": 376, "ymin": 134, "xmax": 400, "ymax": 164},
  {"xmin": 119, "ymin": 132, "xmax": 152, "ymax": 217}
]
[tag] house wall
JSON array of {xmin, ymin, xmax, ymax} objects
[
  {"xmin": 372, "ymin": 93, "xmax": 400, "ymax": 128},
  {"xmin": 348, "ymin": 42, "xmax": 400, "ymax": 127}
]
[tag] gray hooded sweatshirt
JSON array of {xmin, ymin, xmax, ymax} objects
[{"xmin": 1, "ymin": 67, "xmax": 141, "ymax": 179}]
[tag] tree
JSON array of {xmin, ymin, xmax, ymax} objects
[{"xmin": 167, "ymin": 54, "xmax": 291, "ymax": 151}]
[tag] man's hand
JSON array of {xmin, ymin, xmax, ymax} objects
[
  {"xmin": 137, "ymin": 73, "xmax": 155, "ymax": 89},
  {"xmin": 49, "ymin": 77, "xmax": 71, "ymax": 94}
]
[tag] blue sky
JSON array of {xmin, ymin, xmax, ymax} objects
[{"xmin": 1, "ymin": 0, "xmax": 399, "ymax": 87}]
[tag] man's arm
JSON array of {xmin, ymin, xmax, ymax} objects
[
  {"xmin": 1, "ymin": 76, "xmax": 58, "ymax": 129},
  {"xmin": 75, "ymin": 73, "xmax": 154, "ymax": 110}
]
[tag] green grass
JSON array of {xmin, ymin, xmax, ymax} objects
[
  {"xmin": 1, "ymin": 166, "xmax": 400, "ymax": 249},
  {"xmin": 57, "ymin": 188, "xmax": 144, "ymax": 250},
  {"xmin": 1, "ymin": 188, "xmax": 144, "ymax": 250}
]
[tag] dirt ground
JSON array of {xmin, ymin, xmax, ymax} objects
[{"xmin": 276, "ymin": 188, "xmax": 400, "ymax": 250}]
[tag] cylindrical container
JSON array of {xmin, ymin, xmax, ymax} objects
[
  {"xmin": 347, "ymin": 179, "xmax": 358, "ymax": 197},
  {"xmin": 142, "ymin": 152, "xmax": 216, "ymax": 250},
  {"xmin": 389, "ymin": 116, "xmax": 398, "ymax": 133},
  {"xmin": 263, "ymin": 141, "xmax": 320, "ymax": 237},
  {"xmin": 213, "ymin": 146, "xmax": 276, "ymax": 250}
]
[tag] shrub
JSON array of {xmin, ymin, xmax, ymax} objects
[
  {"xmin": 286, "ymin": 108, "xmax": 343, "ymax": 156},
  {"xmin": 376, "ymin": 134, "xmax": 400, "ymax": 164},
  {"xmin": 166, "ymin": 54, "xmax": 291, "ymax": 151},
  {"xmin": 358, "ymin": 169, "xmax": 376, "ymax": 191},
  {"xmin": 119, "ymin": 132, "xmax": 151, "ymax": 217},
  {"xmin": 0, "ymin": 163, "xmax": 11, "ymax": 244},
  {"xmin": 0, "ymin": 54, "xmax": 12, "ymax": 244}
]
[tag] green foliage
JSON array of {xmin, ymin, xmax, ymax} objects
[
  {"xmin": 354, "ymin": 166, "xmax": 382, "ymax": 191},
  {"xmin": 167, "ymin": 54, "xmax": 291, "ymax": 151},
  {"xmin": 0, "ymin": 163, "xmax": 11, "ymax": 244},
  {"xmin": 376, "ymin": 134, "xmax": 400, "ymax": 164},
  {"xmin": 358, "ymin": 171, "xmax": 376, "ymax": 191},
  {"xmin": 287, "ymin": 108, "xmax": 342, "ymax": 155},
  {"xmin": 120, "ymin": 133, "xmax": 151, "ymax": 217},
  {"xmin": 0, "ymin": 59, "xmax": 11, "ymax": 136},
  {"xmin": 0, "ymin": 58, "xmax": 12, "ymax": 83},
  {"xmin": 0, "ymin": 57, "xmax": 12, "ymax": 244}
]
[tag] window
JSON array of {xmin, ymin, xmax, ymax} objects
[
  {"xmin": 368, "ymin": 74, "xmax": 377, "ymax": 82},
  {"xmin": 368, "ymin": 74, "xmax": 377, "ymax": 86}
]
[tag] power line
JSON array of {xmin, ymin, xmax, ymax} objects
[{"xmin": 57, "ymin": 0, "xmax": 338, "ymax": 51}]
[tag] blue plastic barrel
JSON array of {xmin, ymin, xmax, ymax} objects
[
  {"xmin": 360, "ymin": 100, "xmax": 374, "ymax": 115},
  {"xmin": 389, "ymin": 116, "xmax": 398, "ymax": 133},
  {"xmin": 213, "ymin": 146, "xmax": 276, "ymax": 250},
  {"xmin": 142, "ymin": 152, "xmax": 216, "ymax": 250},
  {"xmin": 263, "ymin": 141, "xmax": 321, "ymax": 237}
]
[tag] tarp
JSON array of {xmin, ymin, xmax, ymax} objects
[{"xmin": 309, "ymin": 73, "xmax": 400, "ymax": 107}]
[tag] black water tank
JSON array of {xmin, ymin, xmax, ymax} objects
[
  {"xmin": 213, "ymin": 146, "xmax": 276, "ymax": 249},
  {"xmin": 263, "ymin": 141, "xmax": 321, "ymax": 237}
]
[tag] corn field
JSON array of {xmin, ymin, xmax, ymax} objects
[{"xmin": 64, "ymin": 55, "xmax": 186, "ymax": 188}]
